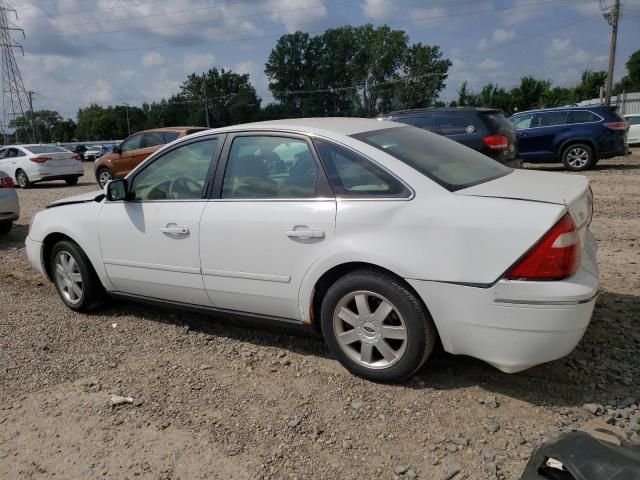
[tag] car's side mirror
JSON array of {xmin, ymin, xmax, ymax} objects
[
  {"xmin": 113, "ymin": 145, "xmax": 122, "ymax": 154},
  {"xmin": 105, "ymin": 178, "xmax": 128, "ymax": 201}
]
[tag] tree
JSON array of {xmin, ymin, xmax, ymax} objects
[
  {"xmin": 454, "ymin": 81, "xmax": 478, "ymax": 107},
  {"xmin": 8, "ymin": 110, "xmax": 76, "ymax": 143},
  {"xmin": 265, "ymin": 24, "xmax": 451, "ymax": 117},
  {"xmin": 614, "ymin": 49, "xmax": 640, "ymax": 93},
  {"xmin": 511, "ymin": 76, "xmax": 551, "ymax": 111},
  {"xmin": 574, "ymin": 70, "xmax": 607, "ymax": 101}
]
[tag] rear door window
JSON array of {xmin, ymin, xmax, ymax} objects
[
  {"xmin": 567, "ymin": 111, "xmax": 600, "ymax": 124},
  {"xmin": 628, "ymin": 116, "xmax": 640, "ymax": 125},
  {"xmin": 141, "ymin": 132, "xmax": 165, "ymax": 148},
  {"xmin": 537, "ymin": 111, "xmax": 568, "ymax": 127}
]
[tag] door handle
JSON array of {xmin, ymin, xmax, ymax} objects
[
  {"xmin": 286, "ymin": 229, "xmax": 325, "ymax": 239},
  {"xmin": 161, "ymin": 224, "xmax": 189, "ymax": 236}
]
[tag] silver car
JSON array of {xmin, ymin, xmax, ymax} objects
[{"xmin": 0, "ymin": 170, "xmax": 19, "ymax": 234}]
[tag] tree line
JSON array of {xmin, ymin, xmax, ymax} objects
[{"xmin": 6, "ymin": 26, "xmax": 640, "ymax": 143}]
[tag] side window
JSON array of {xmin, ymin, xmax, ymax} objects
[
  {"xmin": 130, "ymin": 138, "xmax": 218, "ymax": 201},
  {"xmin": 163, "ymin": 131, "xmax": 180, "ymax": 143},
  {"xmin": 140, "ymin": 132, "xmax": 165, "ymax": 148},
  {"xmin": 314, "ymin": 139, "xmax": 409, "ymax": 197},
  {"xmin": 567, "ymin": 111, "xmax": 599, "ymax": 124},
  {"xmin": 511, "ymin": 114, "xmax": 533, "ymax": 130},
  {"xmin": 398, "ymin": 116, "xmax": 433, "ymax": 130},
  {"xmin": 432, "ymin": 114, "xmax": 482, "ymax": 135},
  {"xmin": 7, "ymin": 148, "xmax": 21, "ymax": 158},
  {"xmin": 538, "ymin": 111, "xmax": 568, "ymax": 127},
  {"xmin": 221, "ymin": 136, "xmax": 319, "ymax": 199},
  {"xmin": 0, "ymin": 148, "xmax": 7, "ymax": 159},
  {"xmin": 121, "ymin": 133, "xmax": 143, "ymax": 152}
]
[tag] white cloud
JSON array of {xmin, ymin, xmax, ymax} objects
[
  {"xmin": 545, "ymin": 37, "xmax": 589, "ymax": 64},
  {"xmin": 362, "ymin": 0, "xmax": 396, "ymax": 20},
  {"xmin": 571, "ymin": 0, "xmax": 601, "ymax": 15},
  {"xmin": 184, "ymin": 53, "xmax": 216, "ymax": 74},
  {"xmin": 411, "ymin": 6, "xmax": 447, "ymax": 25},
  {"xmin": 142, "ymin": 52, "xmax": 165, "ymax": 68},
  {"xmin": 492, "ymin": 28, "xmax": 515, "ymax": 43},
  {"xmin": 266, "ymin": 0, "xmax": 327, "ymax": 33},
  {"xmin": 478, "ymin": 58, "xmax": 505, "ymax": 70}
]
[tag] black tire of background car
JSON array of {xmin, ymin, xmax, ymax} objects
[
  {"xmin": 15, "ymin": 170, "xmax": 30, "ymax": 189},
  {"xmin": 0, "ymin": 222, "xmax": 12, "ymax": 234},
  {"xmin": 320, "ymin": 269, "xmax": 436, "ymax": 382},
  {"xmin": 65, "ymin": 177, "xmax": 79, "ymax": 186},
  {"xmin": 562, "ymin": 143, "xmax": 596, "ymax": 172},
  {"xmin": 97, "ymin": 168, "xmax": 112, "ymax": 188},
  {"xmin": 50, "ymin": 240, "xmax": 106, "ymax": 312}
]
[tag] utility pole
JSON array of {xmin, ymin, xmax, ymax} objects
[
  {"xmin": 123, "ymin": 102, "xmax": 130, "ymax": 135},
  {"xmin": 26, "ymin": 90, "xmax": 35, "ymax": 143},
  {"xmin": 202, "ymin": 77, "xmax": 210, "ymax": 128},
  {"xmin": 604, "ymin": 0, "xmax": 620, "ymax": 105}
]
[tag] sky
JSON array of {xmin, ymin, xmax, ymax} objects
[{"xmin": 9, "ymin": 0, "xmax": 640, "ymax": 120}]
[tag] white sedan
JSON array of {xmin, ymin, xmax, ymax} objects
[
  {"xmin": 25, "ymin": 118, "xmax": 598, "ymax": 382},
  {"xmin": 0, "ymin": 144, "xmax": 84, "ymax": 188},
  {"xmin": 625, "ymin": 114, "xmax": 640, "ymax": 145}
]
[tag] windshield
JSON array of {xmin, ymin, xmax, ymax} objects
[
  {"xmin": 352, "ymin": 126, "xmax": 511, "ymax": 191},
  {"xmin": 25, "ymin": 145, "xmax": 70, "ymax": 154}
]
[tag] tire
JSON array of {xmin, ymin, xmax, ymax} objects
[
  {"xmin": 97, "ymin": 168, "xmax": 112, "ymax": 188},
  {"xmin": 65, "ymin": 177, "xmax": 79, "ymax": 186},
  {"xmin": 50, "ymin": 240, "xmax": 106, "ymax": 312},
  {"xmin": 15, "ymin": 170, "xmax": 30, "ymax": 189},
  {"xmin": 0, "ymin": 222, "xmax": 12, "ymax": 234},
  {"xmin": 562, "ymin": 143, "xmax": 596, "ymax": 171},
  {"xmin": 320, "ymin": 269, "xmax": 437, "ymax": 382}
]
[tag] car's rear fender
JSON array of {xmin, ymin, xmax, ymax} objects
[{"xmin": 556, "ymin": 136, "xmax": 597, "ymax": 161}]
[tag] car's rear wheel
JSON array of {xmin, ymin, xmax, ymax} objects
[
  {"xmin": 562, "ymin": 144, "xmax": 595, "ymax": 171},
  {"xmin": 50, "ymin": 240, "xmax": 105, "ymax": 311},
  {"xmin": 0, "ymin": 222, "xmax": 12, "ymax": 234},
  {"xmin": 15, "ymin": 170, "xmax": 30, "ymax": 189},
  {"xmin": 321, "ymin": 269, "xmax": 436, "ymax": 382},
  {"xmin": 97, "ymin": 168, "xmax": 112, "ymax": 187}
]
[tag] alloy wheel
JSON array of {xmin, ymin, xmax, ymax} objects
[
  {"xmin": 332, "ymin": 290, "xmax": 408, "ymax": 369},
  {"xmin": 98, "ymin": 170, "xmax": 112, "ymax": 187},
  {"xmin": 566, "ymin": 147, "xmax": 590, "ymax": 168},
  {"xmin": 16, "ymin": 172, "xmax": 27, "ymax": 188},
  {"xmin": 54, "ymin": 250, "xmax": 83, "ymax": 305}
]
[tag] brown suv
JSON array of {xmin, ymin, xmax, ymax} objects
[{"xmin": 94, "ymin": 127, "xmax": 208, "ymax": 187}]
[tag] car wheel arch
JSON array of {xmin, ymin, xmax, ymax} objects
[
  {"xmin": 42, "ymin": 232, "xmax": 98, "ymax": 283},
  {"xmin": 307, "ymin": 262, "xmax": 438, "ymax": 340},
  {"xmin": 558, "ymin": 138, "xmax": 597, "ymax": 161}
]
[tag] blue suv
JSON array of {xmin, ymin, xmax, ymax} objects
[{"xmin": 509, "ymin": 105, "xmax": 628, "ymax": 171}]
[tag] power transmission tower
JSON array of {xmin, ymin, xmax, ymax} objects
[
  {"xmin": 0, "ymin": 0, "xmax": 29, "ymax": 144},
  {"xmin": 603, "ymin": 0, "xmax": 620, "ymax": 106}
]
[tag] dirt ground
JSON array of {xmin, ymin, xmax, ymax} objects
[{"xmin": 1, "ymin": 152, "xmax": 639, "ymax": 480}]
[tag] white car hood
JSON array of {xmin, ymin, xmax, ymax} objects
[{"xmin": 47, "ymin": 190, "xmax": 103, "ymax": 208}]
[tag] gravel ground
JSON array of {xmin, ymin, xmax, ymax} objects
[{"xmin": 1, "ymin": 153, "xmax": 639, "ymax": 480}]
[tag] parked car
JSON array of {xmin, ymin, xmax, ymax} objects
[
  {"xmin": 379, "ymin": 107, "xmax": 520, "ymax": 168},
  {"xmin": 84, "ymin": 146, "xmax": 103, "ymax": 161},
  {"xmin": 624, "ymin": 114, "xmax": 640, "ymax": 146},
  {"xmin": 26, "ymin": 118, "xmax": 598, "ymax": 382},
  {"xmin": 0, "ymin": 170, "xmax": 19, "ymax": 234},
  {"xmin": 95, "ymin": 127, "xmax": 208, "ymax": 187},
  {"xmin": 0, "ymin": 144, "xmax": 83, "ymax": 188},
  {"xmin": 509, "ymin": 105, "xmax": 628, "ymax": 171}
]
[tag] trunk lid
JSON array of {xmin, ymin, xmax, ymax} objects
[
  {"xmin": 40, "ymin": 152, "xmax": 80, "ymax": 167},
  {"xmin": 457, "ymin": 169, "xmax": 592, "ymax": 244}
]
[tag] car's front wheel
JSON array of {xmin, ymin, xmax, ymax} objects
[
  {"xmin": 50, "ymin": 240, "xmax": 105, "ymax": 311},
  {"xmin": 97, "ymin": 168, "xmax": 112, "ymax": 188},
  {"xmin": 562, "ymin": 144, "xmax": 595, "ymax": 171},
  {"xmin": 321, "ymin": 269, "xmax": 436, "ymax": 382},
  {"xmin": 15, "ymin": 170, "xmax": 30, "ymax": 188}
]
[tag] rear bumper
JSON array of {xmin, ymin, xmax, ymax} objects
[
  {"xmin": 408, "ymin": 231, "xmax": 599, "ymax": 373},
  {"xmin": 0, "ymin": 191, "xmax": 19, "ymax": 221},
  {"xmin": 28, "ymin": 165, "xmax": 84, "ymax": 183}
]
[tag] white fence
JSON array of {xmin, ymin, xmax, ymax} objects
[{"xmin": 575, "ymin": 91, "xmax": 640, "ymax": 115}]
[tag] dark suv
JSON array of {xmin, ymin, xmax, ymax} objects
[
  {"xmin": 509, "ymin": 105, "xmax": 628, "ymax": 171},
  {"xmin": 380, "ymin": 107, "xmax": 520, "ymax": 167}
]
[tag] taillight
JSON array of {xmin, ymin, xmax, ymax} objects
[
  {"xmin": 30, "ymin": 156, "xmax": 51, "ymax": 163},
  {"xmin": 505, "ymin": 213, "xmax": 581, "ymax": 281},
  {"xmin": 603, "ymin": 121, "xmax": 628, "ymax": 130},
  {"xmin": 483, "ymin": 134, "xmax": 509, "ymax": 150},
  {"xmin": 72, "ymin": 154, "xmax": 81, "ymax": 161},
  {"xmin": 0, "ymin": 176, "xmax": 14, "ymax": 188}
]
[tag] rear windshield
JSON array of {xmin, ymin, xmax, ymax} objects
[
  {"xmin": 483, "ymin": 112, "xmax": 513, "ymax": 131},
  {"xmin": 24, "ymin": 145, "xmax": 70, "ymax": 154},
  {"xmin": 352, "ymin": 126, "xmax": 511, "ymax": 191}
]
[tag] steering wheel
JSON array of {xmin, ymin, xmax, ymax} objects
[{"xmin": 169, "ymin": 176, "xmax": 202, "ymax": 199}]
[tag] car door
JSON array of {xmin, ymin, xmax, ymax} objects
[
  {"xmin": 199, "ymin": 132, "xmax": 336, "ymax": 320},
  {"xmin": 98, "ymin": 135, "xmax": 223, "ymax": 305},
  {"xmin": 514, "ymin": 111, "xmax": 567, "ymax": 161}
]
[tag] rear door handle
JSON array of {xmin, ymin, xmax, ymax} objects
[
  {"xmin": 286, "ymin": 230, "xmax": 325, "ymax": 239},
  {"xmin": 161, "ymin": 224, "xmax": 189, "ymax": 236}
]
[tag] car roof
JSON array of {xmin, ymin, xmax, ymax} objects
[
  {"xmin": 383, "ymin": 107, "xmax": 501, "ymax": 116},
  {"xmin": 513, "ymin": 105, "xmax": 613, "ymax": 115},
  {"xmin": 190, "ymin": 117, "xmax": 399, "ymax": 138},
  {"xmin": 134, "ymin": 126, "xmax": 207, "ymax": 134}
]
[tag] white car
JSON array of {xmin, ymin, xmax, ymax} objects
[
  {"xmin": 84, "ymin": 146, "xmax": 103, "ymax": 162},
  {"xmin": 625, "ymin": 114, "xmax": 640, "ymax": 145},
  {"xmin": 0, "ymin": 144, "xmax": 84, "ymax": 188},
  {"xmin": 25, "ymin": 118, "xmax": 598, "ymax": 382},
  {"xmin": 0, "ymin": 170, "xmax": 19, "ymax": 233}
]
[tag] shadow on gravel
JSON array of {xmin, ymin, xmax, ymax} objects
[
  {"xmin": 88, "ymin": 289, "xmax": 639, "ymax": 408},
  {"xmin": 524, "ymin": 162, "xmax": 640, "ymax": 172},
  {"xmin": 0, "ymin": 223, "xmax": 28, "ymax": 251},
  {"xmin": 22, "ymin": 180, "xmax": 98, "ymax": 189}
]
